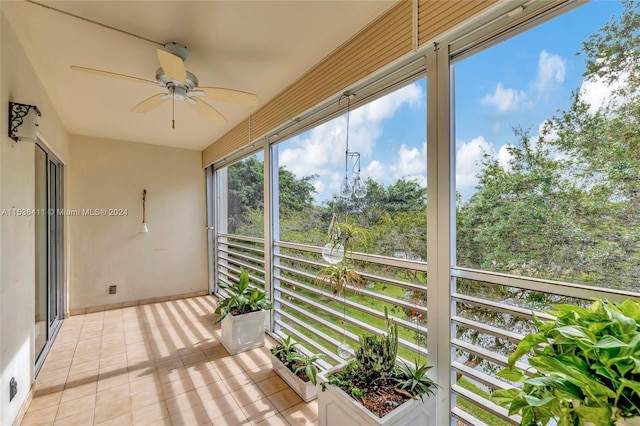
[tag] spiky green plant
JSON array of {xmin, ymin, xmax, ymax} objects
[
  {"xmin": 270, "ymin": 335, "xmax": 322, "ymax": 385},
  {"xmin": 395, "ymin": 359, "xmax": 437, "ymax": 401},
  {"xmin": 355, "ymin": 307, "xmax": 398, "ymax": 375}
]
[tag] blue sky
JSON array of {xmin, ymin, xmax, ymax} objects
[{"xmin": 277, "ymin": 0, "xmax": 624, "ymax": 204}]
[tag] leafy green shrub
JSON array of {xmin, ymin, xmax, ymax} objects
[
  {"xmin": 493, "ymin": 299, "xmax": 640, "ymax": 425},
  {"xmin": 214, "ymin": 269, "xmax": 272, "ymax": 323}
]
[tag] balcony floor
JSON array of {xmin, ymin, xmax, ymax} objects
[{"xmin": 20, "ymin": 296, "xmax": 318, "ymax": 426}]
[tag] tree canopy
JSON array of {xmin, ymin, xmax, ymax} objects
[
  {"xmin": 225, "ymin": 156, "xmax": 317, "ymax": 234},
  {"xmin": 223, "ymin": 0, "xmax": 640, "ymax": 291},
  {"xmin": 457, "ymin": 0, "xmax": 640, "ymax": 291}
]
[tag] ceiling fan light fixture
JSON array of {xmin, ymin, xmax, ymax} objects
[{"xmin": 170, "ymin": 86, "xmax": 188, "ymax": 101}]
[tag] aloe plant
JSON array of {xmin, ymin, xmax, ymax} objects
[
  {"xmin": 395, "ymin": 359, "xmax": 437, "ymax": 401},
  {"xmin": 493, "ymin": 299, "xmax": 640, "ymax": 426},
  {"xmin": 270, "ymin": 335, "xmax": 321, "ymax": 385}
]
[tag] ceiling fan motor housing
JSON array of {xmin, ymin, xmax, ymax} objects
[{"xmin": 156, "ymin": 69, "xmax": 199, "ymax": 91}]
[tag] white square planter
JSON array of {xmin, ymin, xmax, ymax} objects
[
  {"xmin": 317, "ymin": 364, "xmax": 434, "ymax": 426},
  {"xmin": 269, "ymin": 353, "xmax": 318, "ymax": 402},
  {"xmin": 220, "ymin": 310, "xmax": 266, "ymax": 355}
]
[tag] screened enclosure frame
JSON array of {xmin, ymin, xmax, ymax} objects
[{"xmin": 205, "ymin": 1, "xmax": 638, "ymax": 423}]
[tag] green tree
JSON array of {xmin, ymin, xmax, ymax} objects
[
  {"xmin": 279, "ymin": 170, "xmax": 317, "ymax": 216},
  {"xmin": 226, "ymin": 156, "xmax": 317, "ymax": 234},
  {"xmin": 458, "ymin": 0, "xmax": 640, "ymax": 290},
  {"xmin": 227, "ymin": 156, "xmax": 263, "ymax": 234},
  {"xmin": 454, "ymin": 1, "xmax": 640, "ymax": 381},
  {"xmin": 385, "ymin": 178, "xmax": 426, "ymax": 213}
]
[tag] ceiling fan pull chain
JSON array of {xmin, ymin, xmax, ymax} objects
[{"xmin": 172, "ymin": 87, "xmax": 175, "ymax": 129}]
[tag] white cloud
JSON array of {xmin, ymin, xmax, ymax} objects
[
  {"xmin": 579, "ymin": 72, "xmax": 628, "ymax": 114},
  {"xmin": 496, "ymin": 144, "xmax": 514, "ymax": 170},
  {"xmin": 364, "ymin": 143, "xmax": 427, "ymax": 188},
  {"xmin": 397, "ymin": 144, "xmax": 425, "ymax": 178},
  {"xmin": 278, "ymin": 82, "xmax": 424, "ymax": 203},
  {"xmin": 456, "ymin": 136, "xmax": 494, "ymax": 191},
  {"xmin": 482, "ymin": 50, "xmax": 566, "ymax": 112},
  {"xmin": 352, "ymin": 83, "xmax": 422, "ymax": 124},
  {"xmin": 314, "ymin": 180, "xmax": 325, "ymax": 194},
  {"xmin": 533, "ymin": 51, "xmax": 566, "ymax": 93},
  {"xmin": 366, "ymin": 160, "xmax": 385, "ymax": 182},
  {"xmin": 482, "ymin": 83, "xmax": 526, "ymax": 112},
  {"xmin": 348, "ymin": 83, "xmax": 423, "ymax": 156},
  {"xmin": 454, "ymin": 136, "xmax": 519, "ymax": 195}
]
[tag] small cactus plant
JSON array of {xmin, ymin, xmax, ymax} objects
[{"xmin": 354, "ymin": 307, "xmax": 398, "ymax": 375}]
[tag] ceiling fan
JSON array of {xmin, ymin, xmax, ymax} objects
[{"xmin": 71, "ymin": 42, "xmax": 258, "ymax": 127}]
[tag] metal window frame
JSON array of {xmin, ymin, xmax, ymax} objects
[
  {"xmin": 202, "ymin": 2, "xmax": 600, "ymax": 423},
  {"xmin": 34, "ymin": 139, "xmax": 64, "ymax": 377}
]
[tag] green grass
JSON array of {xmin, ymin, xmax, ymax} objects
[
  {"xmin": 255, "ymin": 247, "xmax": 502, "ymax": 422},
  {"xmin": 456, "ymin": 377, "xmax": 511, "ymax": 426},
  {"xmin": 278, "ymin": 277, "xmax": 427, "ymax": 364}
]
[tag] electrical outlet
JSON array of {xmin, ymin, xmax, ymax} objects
[
  {"xmin": 9, "ymin": 377, "xmax": 17, "ymax": 401},
  {"xmin": 109, "ymin": 285, "xmax": 116, "ymax": 294}
]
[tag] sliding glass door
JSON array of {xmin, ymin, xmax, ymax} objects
[{"xmin": 34, "ymin": 142, "xmax": 63, "ymax": 374}]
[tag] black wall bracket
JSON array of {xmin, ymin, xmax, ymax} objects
[{"xmin": 9, "ymin": 377, "xmax": 17, "ymax": 402}]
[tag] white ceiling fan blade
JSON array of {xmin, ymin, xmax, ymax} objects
[
  {"xmin": 188, "ymin": 97, "xmax": 227, "ymax": 125},
  {"xmin": 71, "ymin": 66, "xmax": 156, "ymax": 85},
  {"xmin": 157, "ymin": 48, "xmax": 186, "ymax": 85},
  {"xmin": 196, "ymin": 87, "xmax": 258, "ymax": 106},
  {"xmin": 131, "ymin": 93, "xmax": 168, "ymax": 113}
]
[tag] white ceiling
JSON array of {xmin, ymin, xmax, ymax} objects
[{"xmin": 2, "ymin": 0, "xmax": 396, "ymax": 150}]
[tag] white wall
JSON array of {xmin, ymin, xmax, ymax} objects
[
  {"xmin": 1, "ymin": 11, "xmax": 207, "ymax": 423},
  {"xmin": 0, "ymin": 12, "xmax": 71, "ymax": 426},
  {"xmin": 68, "ymin": 135, "xmax": 207, "ymax": 310}
]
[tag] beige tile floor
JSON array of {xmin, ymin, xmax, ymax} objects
[{"xmin": 20, "ymin": 296, "xmax": 318, "ymax": 426}]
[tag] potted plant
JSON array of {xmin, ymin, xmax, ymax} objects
[
  {"xmin": 214, "ymin": 269, "xmax": 273, "ymax": 354},
  {"xmin": 317, "ymin": 308, "xmax": 438, "ymax": 425},
  {"xmin": 269, "ymin": 335, "xmax": 322, "ymax": 402},
  {"xmin": 493, "ymin": 299, "xmax": 640, "ymax": 426}
]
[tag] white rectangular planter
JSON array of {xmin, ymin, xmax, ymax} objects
[
  {"xmin": 317, "ymin": 364, "xmax": 434, "ymax": 426},
  {"xmin": 220, "ymin": 309, "xmax": 265, "ymax": 355},
  {"xmin": 269, "ymin": 353, "xmax": 318, "ymax": 402}
]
